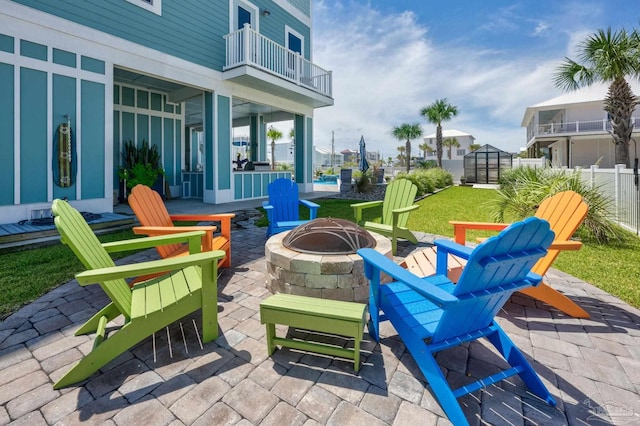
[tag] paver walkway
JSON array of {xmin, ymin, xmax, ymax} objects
[{"xmin": 1, "ymin": 212, "xmax": 640, "ymax": 425}]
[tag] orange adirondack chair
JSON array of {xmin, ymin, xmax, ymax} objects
[
  {"xmin": 128, "ymin": 184, "xmax": 234, "ymax": 268},
  {"xmin": 403, "ymin": 190, "xmax": 590, "ymax": 318}
]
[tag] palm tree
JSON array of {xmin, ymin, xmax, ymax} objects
[
  {"xmin": 396, "ymin": 146, "xmax": 406, "ymax": 167},
  {"xmin": 469, "ymin": 143, "xmax": 482, "ymax": 152},
  {"xmin": 391, "ymin": 123, "xmax": 423, "ymax": 172},
  {"xmin": 443, "ymin": 137, "xmax": 460, "ymax": 159},
  {"xmin": 267, "ymin": 126, "xmax": 283, "ymax": 170},
  {"xmin": 418, "ymin": 142, "xmax": 434, "ymax": 159},
  {"xmin": 421, "ymin": 99, "xmax": 459, "ymax": 168},
  {"xmin": 554, "ymin": 27, "xmax": 640, "ymax": 167}
]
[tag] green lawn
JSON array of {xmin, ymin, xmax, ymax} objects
[
  {"xmin": 2, "ymin": 186, "xmax": 638, "ymax": 318},
  {"xmin": 305, "ymin": 186, "xmax": 640, "ymax": 309}
]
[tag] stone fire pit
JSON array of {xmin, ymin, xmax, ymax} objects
[{"xmin": 265, "ymin": 219, "xmax": 392, "ymax": 303}]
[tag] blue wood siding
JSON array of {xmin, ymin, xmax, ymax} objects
[
  {"xmin": 163, "ymin": 118, "xmax": 175, "ymax": 184},
  {"xmin": 204, "ymin": 92, "xmax": 213, "ymax": 191},
  {"xmin": 81, "ymin": 80, "xmax": 106, "ymax": 199},
  {"xmin": 12, "ymin": 0, "xmax": 229, "ymax": 71},
  {"xmin": 53, "ymin": 49, "xmax": 76, "ymax": 68},
  {"xmin": 0, "ymin": 34, "xmax": 14, "ymax": 53},
  {"xmin": 20, "ymin": 68, "xmax": 47, "ymax": 203},
  {"xmin": 137, "ymin": 114, "xmax": 149, "ymax": 143},
  {"xmin": 175, "ymin": 119, "xmax": 182, "ymax": 185},
  {"xmin": 113, "ymin": 111, "xmax": 120, "ymax": 188},
  {"xmin": 52, "ymin": 74, "xmax": 77, "ymax": 201},
  {"xmin": 217, "ymin": 95, "xmax": 231, "ymax": 190},
  {"xmin": 294, "ymin": 114, "xmax": 304, "ymax": 182},
  {"xmin": 12, "ymin": 0, "xmax": 312, "ymax": 70},
  {"xmin": 121, "ymin": 112, "xmax": 135, "ymax": 143},
  {"xmin": 0, "ymin": 63, "xmax": 14, "ymax": 205}
]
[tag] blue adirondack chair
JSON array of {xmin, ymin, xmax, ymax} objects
[
  {"xmin": 262, "ymin": 178, "xmax": 320, "ymax": 237},
  {"xmin": 358, "ymin": 217, "xmax": 556, "ymax": 426}
]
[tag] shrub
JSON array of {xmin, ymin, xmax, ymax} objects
[
  {"xmin": 492, "ymin": 167, "xmax": 627, "ymax": 244},
  {"xmin": 396, "ymin": 168, "xmax": 452, "ymax": 196}
]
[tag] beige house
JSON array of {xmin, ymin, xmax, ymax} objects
[{"xmin": 521, "ymin": 82, "xmax": 640, "ymax": 168}]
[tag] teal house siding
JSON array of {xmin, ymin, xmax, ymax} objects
[
  {"xmin": 0, "ymin": 62, "xmax": 14, "ymax": 205},
  {"xmin": 113, "ymin": 111, "xmax": 120, "ymax": 188},
  {"xmin": 204, "ymin": 92, "xmax": 214, "ymax": 191},
  {"xmin": 81, "ymin": 80, "xmax": 105, "ymax": 199},
  {"xmin": 163, "ymin": 117, "xmax": 175, "ymax": 184},
  {"xmin": 20, "ymin": 68, "xmax": 47, "ymax": 204},
  {"xmin": 12, "ymin": 0, "xmax": 229, "ymax": 71},
  {"xmin": 217, "ymin": 95, "xmax": 231, "ymax": 190},
  {"xmin": 52, "ymin": 74, "xmax": 77, "ymax": 201}
]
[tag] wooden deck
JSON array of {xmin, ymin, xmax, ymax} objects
[{"xmin": 0, "ymin": 212, "xmax": 135, "ymax": 251}]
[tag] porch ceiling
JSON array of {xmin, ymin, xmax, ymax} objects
[{"xmin": 114, "ymin": 68, "xmax": 295, "ymax": 130}]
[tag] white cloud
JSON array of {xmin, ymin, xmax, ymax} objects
[{"xmin": 311, "ymin": 2, "xmax": 565, "ymax": 157}]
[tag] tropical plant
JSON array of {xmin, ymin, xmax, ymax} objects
[
  {"xmin": 420, "ymin": 99, "xmax": 459, "ymax": 168},
  {"xmin": 419, "ymin": 142, "xmax": 434, "ymax": 160},
  {"xmin": 118, "ymin": 140, "xmax": 164, "ymax": 190},
  {"xmin": 396, "ymin": 168, "xmax": 453, "ymax": 196},
  {"xmin": 554, "ymin": 27, "xmax": 640, "ymax": 167},
  {"xmin": 396, "ymin": 146, "xmax": 406, "ymax": 167},
  {"xmin": 267, "ymin": 126, "xmax": 283, "ymax": 170},
  {"xmin": 391, "ymin": 123, "xmax": 423, "ymax": 173},
  {"xmin": 493, "ymin": 166, "xmax": 627, "ymax": 243},
  {"xmin": 443, "ymin": 137, "xmax": 460, "ymax": 159},
  {"xmin": 468, "ymin": 143, "xmax": 482, "ymax": 152}
]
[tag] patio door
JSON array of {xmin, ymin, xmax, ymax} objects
[{"xmin": 286, "ymin": 27, "xmax": 304, "ymax": 79}]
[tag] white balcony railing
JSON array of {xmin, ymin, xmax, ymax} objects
[
  {"xmin": 529, "ymin": 116, "xmax": 640, "ymax": 141},
  {"xmin": 224, "ymin": 25, "xmax": 332, "ymax": 98}
]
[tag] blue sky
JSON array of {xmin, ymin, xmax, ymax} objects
[{"xmin": 309, "ymin": 0, "xmax": 640, "ymax": 159}]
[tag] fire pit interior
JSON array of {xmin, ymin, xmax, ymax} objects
[
  {"xmin": 266, "ymin": 219, "xmax": 392, "ymax": 303},
  {"xmin": 283, "ymin": 218, "xmax": 376, "ymax": 255}
]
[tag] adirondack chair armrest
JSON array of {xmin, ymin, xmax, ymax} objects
[
  {"xmin": 102, "ymin": 231, "xmax": 206, "ymax": 254},
  {"xmin": 75, "ymin": 250, "xmax": 226, "ymax": 285},
  {"xmin": 449, "ymin": 220, "xmax": 510, "ymax": 245},
  {"xmin": 134, "ymin": 225, "xmax": 217, "ymax": 251},
  {"xmin": 432, "ymin": 239, "xmax": 474, "ymax": 276},
  {"xmin": 351, "ymin": 200, "xmax": 383, "ymax": 223},
  {"xmin": 358, "ymin": 248, "xmax": 458, "ymax": 307},
  {"xmin": 391, "ymin": 204, "xmax": 420, "ymax": 223},
  {"xmin": 549, "ymin": 240, "xmax": 582, "ymax": 251},
  {"xmin": 169, "ymin": 213, "xmax": 234, "ymax": 239},
  {"xmin": 299, "ymin": 199, "xmax": 320, "ymax": 219},
  {"xmin": 433, "ymin": 239, "xmax": 474, "ymax": 260}
]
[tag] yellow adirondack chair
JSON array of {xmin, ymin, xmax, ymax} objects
[
  {"xmin": 403, "ymin": 190, "xmax": 590, "ymax": 318},
  {"xmin": 51, "ymin": 199, "xmax": 225, "ymax": 388},
  {"xmin": 351, "ymin": 178, "xmax": 419, "ymax": 255},
  {"xmin": 128, "ymin": 184, "xmax": 234, "ymax": 268}
]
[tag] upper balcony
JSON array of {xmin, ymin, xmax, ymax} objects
[
  {"xmin": 222, "ymin": 25, "xmax": 333, "ymax": 108},
  {"xmin": 527, "ymin": 116, "xmax": 640, "ymax": 145}
]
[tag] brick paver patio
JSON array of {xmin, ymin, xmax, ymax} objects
[{"xmin": 1, "ymin": 210, "xmax": 639, "ymax": 425}]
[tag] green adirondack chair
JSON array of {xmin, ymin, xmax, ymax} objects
[
  {"xmin": 51, "ymin": 199, "xmax": 225, "ymax": 389},
  {"xmin": 351, "ymin": 178, "xmax": 419, "ymax": 255}
]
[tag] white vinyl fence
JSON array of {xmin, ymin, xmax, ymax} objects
[{"xmin": 560, "ymin": 164, "xmax": 640, "ymax": 235}]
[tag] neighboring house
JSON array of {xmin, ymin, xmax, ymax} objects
[
  {"xmin": 422, "ymin": 129, "xmax": 476, "ymax": 160},
  {"xmin": 1, "ymin": 0, "xmax": 332, "ymax": 223},
  {"xmin": 521, "ymin": 82, "xmax": 640, "ymax": 168},
  {"xmin": 341, "ymin": 149, "xmax": 358, "ymax": 163},
  {"xmin": 313, "ymin": 146, "xmax": 343, "ymax": 168}
]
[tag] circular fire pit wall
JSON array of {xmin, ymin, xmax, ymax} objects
[{"xmin": 265, "ymin": 219, "xmax": 392, "ymax": 303}]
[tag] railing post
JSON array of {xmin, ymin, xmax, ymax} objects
[{"xmin": 243, "ymin": 23, "xmax": 250, "ymax": 65}]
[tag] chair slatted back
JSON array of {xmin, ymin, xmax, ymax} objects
[
  {"xmin": 52, "ymin": 200, "xmax": 133, "ymax": 319},
  {"xmin": 381, "ymin": 178, "xmax": 417, "ymax": 228},
  {"xmin": 433, "ymin": 217, "xmax": 554, "ymax": 343},
  {"xmin": 267, "ymin": 178, "xmax": 300, "ymax": 222},
  {"xmin": 129, "ymin": 184, "xmax": 182, "ymax": 258},
  {"xmin": 533, "ymin": 190, "xmax": 588, "ymax": 274}
]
